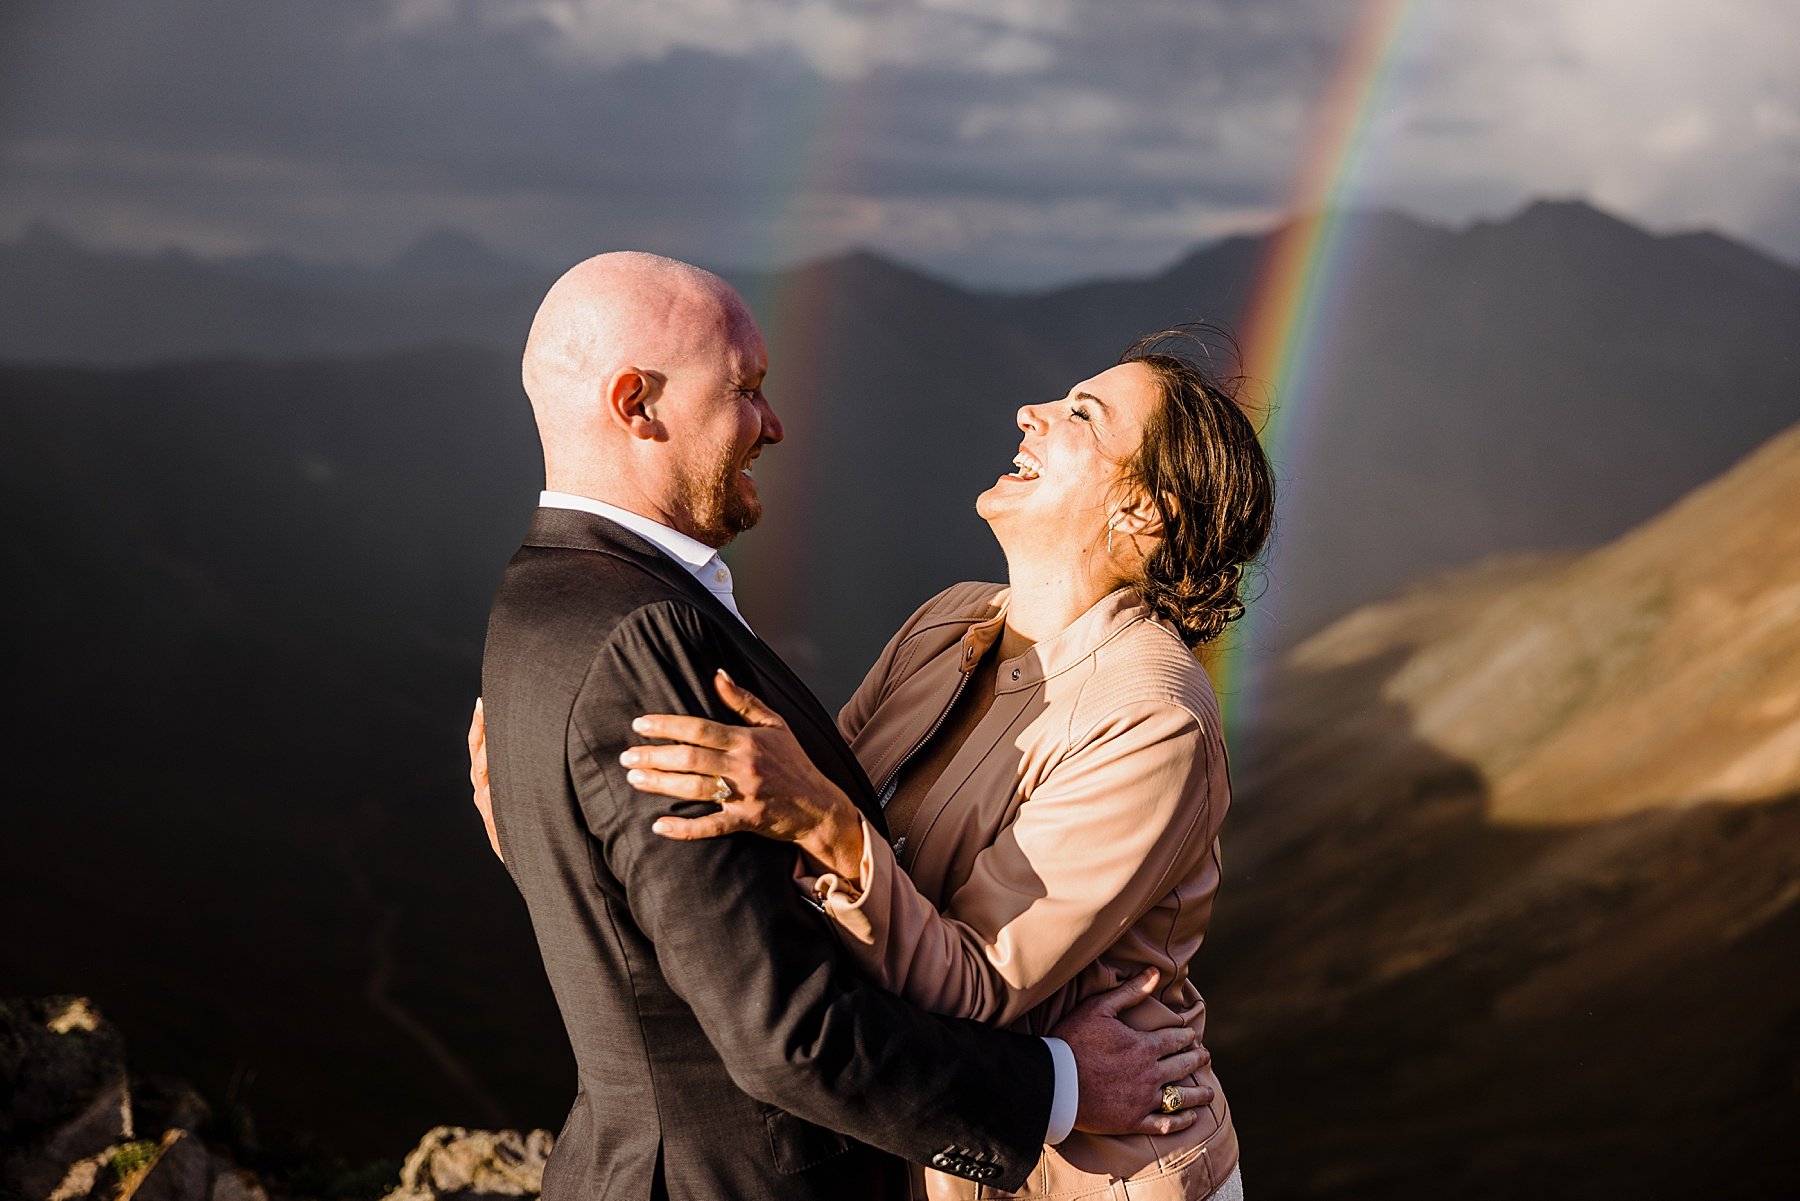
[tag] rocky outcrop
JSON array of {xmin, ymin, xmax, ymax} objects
[
  {"xmin": 379, "ymin": 1128, "xmax": 554, "ymax": 1201},
  {"xmin": 2, "ymin": 997, "xmax": 557, "ymax": 1201},
  {"xmin": 2, "ymin": 996, "xmax": 131, "ymax": 1200},
  {"xmin": 1, "ymin": 997, "xmax": 264, "ymax": 1201}
]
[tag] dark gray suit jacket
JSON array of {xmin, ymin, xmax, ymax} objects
[{"xmin": 482, "ymin": 508, "xmax": 1054, "ymax": 1200}]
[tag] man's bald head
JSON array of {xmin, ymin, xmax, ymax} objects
[
  {"xmin": 521, "ymin": 251, "xmax": 779, "ymax": 546},
  {"xmin": 523, "ymin": 251, "xmax": 749, "ymax": 416}
]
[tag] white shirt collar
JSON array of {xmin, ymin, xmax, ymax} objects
[{"xmin": 538, "ymin": 491, "xmax": 751, "ymax": 631}]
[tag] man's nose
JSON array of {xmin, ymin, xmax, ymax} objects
[{"xmin": 759, "ymin": 396, "xmax": 785, "ymax": 444}]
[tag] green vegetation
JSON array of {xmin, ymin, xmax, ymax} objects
[{"xmin": 110, "ymin": 1139, "xmax": 160, "ymax": 1180}]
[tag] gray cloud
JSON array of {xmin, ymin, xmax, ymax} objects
[{"xmin": 0, "ymin": 0, "xmax": 1792, "ymax": 286}]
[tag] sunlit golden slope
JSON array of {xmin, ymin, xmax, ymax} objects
[
  {"xmin": 1287, "ymin": 420, "xmax": 1800, "ymax": 824},
  {"xmin": 1204, "ymin": 423, "xmax": 1800, "ymax": 1199}
]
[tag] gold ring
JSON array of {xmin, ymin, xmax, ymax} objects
[
  {"xmin": 1160, "ymin": 1084, "xmax": 1184, "ymax": 1114},
  {"xmin": 712, "ymin": 775, "xmax": 732, "ymax": 802}
]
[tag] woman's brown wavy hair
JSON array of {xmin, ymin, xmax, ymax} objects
[{"xmin": 1115, "ymin": 326, "xmax": 1275, "ymax": 647}]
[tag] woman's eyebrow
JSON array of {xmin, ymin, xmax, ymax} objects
[{"xmin": 1073, "ymin": 391, "xmax": 1110, "ymax": 411}]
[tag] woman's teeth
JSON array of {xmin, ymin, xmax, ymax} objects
[{"xmin": 1011, "ymin": 454, "xmax": 1040, "ymax": 480}]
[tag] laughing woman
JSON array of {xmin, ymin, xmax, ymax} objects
[{"xmin": 479, "ymin": 332, "xmax": 1273, "ymax": 1200}]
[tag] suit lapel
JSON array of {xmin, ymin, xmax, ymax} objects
[
  {"xmin": 725, "ymin": 631, "xmax": 886, "ymax": 820},
  {"xmin": 524, "ymin": 507, "xmax": 886, "ymax": 829}
]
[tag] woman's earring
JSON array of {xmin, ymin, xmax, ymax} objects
[{"xmin": 1106, "ymin": 522, "xmax": 1116, "ymax": 555}]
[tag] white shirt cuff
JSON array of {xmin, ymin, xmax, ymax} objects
[{"xmin": 1040, "ymin": 1036, "xmax": 1078, "ymax": 1144}]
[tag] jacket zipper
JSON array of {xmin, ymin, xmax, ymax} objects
[{"xmin": 875, "ymin": 665, "xmax": 975, "ymax": 859}]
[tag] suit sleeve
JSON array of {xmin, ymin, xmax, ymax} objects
[
  {"xmin": 813, "ymin": 700, "xmax": 1221, "ymax": 1027},
  {"xmin": 570, "ymin": 600, "xmax": 1053, "ymax": 1188}
]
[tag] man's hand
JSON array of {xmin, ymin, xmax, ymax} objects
[
  {"xmin": 1051, "ymin": 969, "xmax": 1214, "ymax": 1136},
  {"xmin": 468, "ymin": 698, "xmax": 504, "ymax": 863}
]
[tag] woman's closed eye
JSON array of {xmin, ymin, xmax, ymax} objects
[{"xmin": 1070, "ymin": 403, "xmax": 1092, "ymax": 422}]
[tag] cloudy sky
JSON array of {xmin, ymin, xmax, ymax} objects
[{"xmin": 1, "ymin": 0, "xmax": 1794, "ymax": 287}]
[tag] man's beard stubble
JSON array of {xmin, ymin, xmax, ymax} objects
[{"xmin": 679, "ymin": 453, "xmax": 762, "ymax": 549}]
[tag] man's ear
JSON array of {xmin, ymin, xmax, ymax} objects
[{"xmin": 605, "ymin": 367, "xmax": 665, "ymax": 439}]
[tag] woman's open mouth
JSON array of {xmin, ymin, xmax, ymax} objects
[{"xmin": 1003, "ymin": 449, "xmax": 1041, "ymax": 482}]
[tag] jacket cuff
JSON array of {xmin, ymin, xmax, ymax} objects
[
  {"xmin": 1041, "ymin": 1036, "xmax": 1078, "ymax": 1144},
  {"xmin": 806, "ymin": 815, "xmax": 887, "ymax": 947}
]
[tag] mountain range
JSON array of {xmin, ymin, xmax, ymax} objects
[{"xmin": 5, "ymin": 200, "xmax": 1795, "ymax": 693}]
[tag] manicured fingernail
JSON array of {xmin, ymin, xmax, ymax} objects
[
  {"xmin": 631, "ymin": 717, "xmax": 651, "ymax": 733},
  {"xmin": 652, "ymin": 819, "xmax": 672, "ymax": 835},
  {"xmin": 475, "ymin": 698, "xmax": 483, "ymax": 712},
  {"xmin": 619, "ymin": 749, "xmax": 639, "ymax": 766},
  {"xmin": 717, "ymin": 669, "xmax": 735, "ymax": 685},
  {"xmin": 627, "ymin": 769, "xmax": 647, "ymax": 785}
]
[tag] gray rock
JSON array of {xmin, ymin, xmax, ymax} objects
[
  {"xmin": 381, "ymin": 1127, "xmax": 555, "ymax": 1201},
  {"xmin": 47, "ymin": 1148, "xmax": 112, "ymax": 1201},
  {"xmin": 207, "ymin": 1167, "xmax": 268, "ymax": 1201},
  {"xmin": 3, "ymin": 998, "xmax": 269, "ymax": 1201},
  {"xmin": 129, "ymin": 1131, "xmax": 214, "ymax": 1201},
  {"xmin": 1, "ymin": 997, "xmax": 133, "ymax": 1201}
]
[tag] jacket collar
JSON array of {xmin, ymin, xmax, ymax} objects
[
  {"xmin": 957, "ymin": 586, "xmax": 1174, "ymax": 694},
  {"xmin": 523, "ymin": 506, "xmax": 884, "ymax": 816},
  {"xmin": 523, "ymin": 505, "xmax": 705, "ymax": 596}
]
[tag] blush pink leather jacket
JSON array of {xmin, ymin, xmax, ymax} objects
[{"xmin": 814, "ymin": 582, "xmax": 1240, "ymax": 1200}]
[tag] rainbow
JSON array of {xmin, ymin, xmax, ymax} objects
[
  {"xmin": 723, "ymin": 67, "xmax": 887, "ymax": 630},
  {"xmin": 724, "ymin": 2, "xmax": 1431, "ymax": 720},
  {"xmin": 1210, "ymin": 0, "xmax": 1429, "ymax": 741}
]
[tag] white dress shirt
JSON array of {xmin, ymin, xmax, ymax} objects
[
  {"xmin": 540, "ymin": 491, "xmax": 752, "ymax": 631},
  {"xmin": 536, "ymin": 491, "xmax": 1078, "ymax": 1144}
]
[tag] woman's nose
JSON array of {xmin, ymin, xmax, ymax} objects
[{"xmin": 1017, "ymin": 403, "xmax": 1047, "ymax": 433}]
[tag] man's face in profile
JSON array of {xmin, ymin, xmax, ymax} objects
[{"xmin": 659, "ymin": 311, "xmax": 781, "ymax": 548}]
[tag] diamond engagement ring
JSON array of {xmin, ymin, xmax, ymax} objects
[
  {"xmin": 1160, "ymin": 1084, "xmax": 1184, "ymax": 1114},
  {"xmin": 711, "ymin": 775, "xmax": 732, "ymax": 802}
]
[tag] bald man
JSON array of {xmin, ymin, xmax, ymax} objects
[{"xmin": 478, "ymin": 254, "xmax": 1178, "ymax": 1200}]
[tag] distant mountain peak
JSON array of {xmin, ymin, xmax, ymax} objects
[
  {"xmin": 794, "ymin": 245, "xmax": 967, "ymax": 296},
  {"xmin": 1500, "ymin": 196, "xmax": 1643, "ymax": 240},
  {"xmin": 832, "ymin": 245, "xmax": 900, "ymax": 271},
  {"xmin": 1148, "ymin": 205, "xmax": 1449, "ymax": 286},
  {"xmin": 389, "ymin": 227, "xmax": 536, "ymax": 283},
  {"xmin": 1303, "ymin": 205, "xmax": 1447, "ymax": 237}
]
